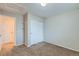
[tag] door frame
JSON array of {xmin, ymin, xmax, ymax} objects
[{"xmin": 23, "ymin": 13, "xmax": 28, "ymax": 47}]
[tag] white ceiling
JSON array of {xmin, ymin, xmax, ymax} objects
[{"xmin": 20, "ymin": 3, "xmax": 79, "ymax": 18}]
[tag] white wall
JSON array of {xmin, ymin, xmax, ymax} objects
[
  {"xmin": 28, "ymin": 13, "xmax": 44, "ymax": 46},
  {"xmin": 45, "ymin": 9, "xmax": 79, "ymax": 52},
  {"xmin": 15, "ymin": 14, "xmax": 24, "ymax": 46}
]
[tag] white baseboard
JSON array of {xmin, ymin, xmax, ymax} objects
[
  {"xmin": 44, "ymin": 41, "xmax": 79, "ymax": 52},
  {"xmin": 15, "ymin": 43, "xmax": 24, "ymax": 46}
]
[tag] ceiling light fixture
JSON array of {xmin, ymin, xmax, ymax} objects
[
  {"xmin": 40, "ymin": 0, "xmax": 48, "ymax": 7},
  {"xmin": 41, "ymin": 3, "xmax": 47, "ymax": 7}
]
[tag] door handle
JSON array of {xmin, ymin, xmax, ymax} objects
[
  {"xmin": 30, "ymin": 33, "xmax": 32, "ymax": 35},
  {"xmin": 0, "ymin": 35, "xmax": 1, "ymax": 37}
]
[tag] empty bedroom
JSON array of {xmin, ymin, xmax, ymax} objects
[{"xmin": 0, "ymin": 3, "xmax": 79, "ymax": 56}]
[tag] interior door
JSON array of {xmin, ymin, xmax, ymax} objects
[
  {"xmin": 0, "ymin": 15, "xmax": 15, "ymax": 51},
  {"xmin": 30, "ymin": 19, "xmax": 43, "ymax": 45}
]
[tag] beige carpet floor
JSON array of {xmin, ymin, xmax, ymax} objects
[{"xmin": 0, "ymin": 42, "xmax": 79, "ymax": 56}]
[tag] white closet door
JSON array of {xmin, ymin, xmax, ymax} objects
[
  {"xmin": 30, "ymin": 19, "xmax": 43, "ymax": 45},
  {"xmin": 0, "ymin": 15, "xmax": 15, "ymax": 50}
]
